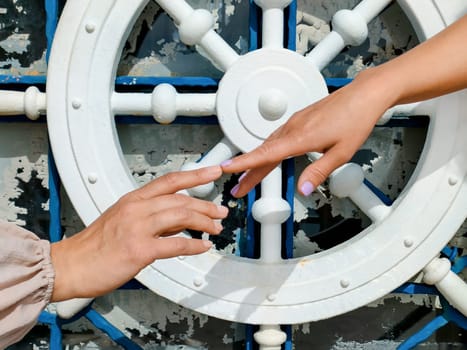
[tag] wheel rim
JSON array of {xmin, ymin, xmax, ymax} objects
[{"xmin": 47, "ymin": 0, "xmax": 467, "ymax": 324}]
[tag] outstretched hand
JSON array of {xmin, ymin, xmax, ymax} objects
[
  {"xmin": 222, "ymin": 14, "xmax": 467, "ymax": 197},
  {"xmin": 50, "ymin": 166, "xmax": 228, "ymax": 301},
  {"xmin": 222, "ymin": 69, "xmax": 394, "ymax": 197}
]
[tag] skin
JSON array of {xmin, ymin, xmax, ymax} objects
[
  {"xmin": 50, "ymin": 166, "xmax": 228, "ymax": 302},
  {"xmin": 222, "ymin": 14, "xmax": 467, "ymax": 197}
]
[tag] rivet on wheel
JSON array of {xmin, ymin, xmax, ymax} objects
[
  {"xmin": 267, "ymin": 293, "xmax": 277, "ymax": 302},
  {"xmin": 193, "ymin": 278, "xmax": 203, "ymax": 287},
  {"xmin": 340, "ymin": 279, "xmax": 350, "ymax": 288},
  {"xmin": 85, "ymin": 22, "xmax": 96, "ymax": 33},
  {"xmin": 178, "ymin": 256, "xmax": 186, "ymax": 261},
  {"xmin": 404, "ymin": 238, "xmax": 414, "ymax": 248},
  {"xmin": 448, "ymin": 177, "xmax": 458, "ymax": 186},
  {"xmin": 87, "ymin": 173, "xmax": 98, "ymax": 184},
  {"xmin": 72, "ymin": 99, "xmax": 82, "ymax": 109}
]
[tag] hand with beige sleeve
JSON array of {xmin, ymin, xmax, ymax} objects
[
  {"xmin": 50, "ymin": 165, "xmax": 228, "ymax": 301},
  {"xmin": 1, "ymin": 166, "xmax": 227, "ymax": 347},
  {"xmin": 222, "ymin": 14, "xmax": 467, "ymax": 197}
]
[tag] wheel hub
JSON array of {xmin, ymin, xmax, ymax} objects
[{"xmin": 217, "ymin": 48, "xmax": 328, "ymax": 152}]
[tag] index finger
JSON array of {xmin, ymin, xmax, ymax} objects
[
  {"xmin": 136, "ymin": 166, "xmax": 223, "ymax": 199},
  {"xmin": 221, "ymin": 138, "xmax": 290, "ymax": 174}
]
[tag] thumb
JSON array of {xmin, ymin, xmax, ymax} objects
[{"xmin": 297, "ymin": 148, "xmax": 348, "ymax": 196}]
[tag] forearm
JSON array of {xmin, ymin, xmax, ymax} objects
[{"xmin": 359, "ymin": 14, "xmax": 467, "ymax": 107}]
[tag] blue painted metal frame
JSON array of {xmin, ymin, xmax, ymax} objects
[{"xmin": 0, "ymin": 0, "xmax": 465, "ymax": 349}]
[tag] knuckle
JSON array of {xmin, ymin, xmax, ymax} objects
[
  {"xmin": 174, "ymin": 208, "xmax": 192, "ymax": 222},
  {"xmin": 117, "ymin": 199, "xmax": 139, "ymax": 218},
  {"xmin": 163, "ymin": 172, "xmax": 180, "ymax": 188},
  {"xmin": 173, "ymin": 238, "xmax": 190, "ymax": 254},
  {"xmin": 310, "ymin": 166, "xmax": 328, "ymax": 184}
]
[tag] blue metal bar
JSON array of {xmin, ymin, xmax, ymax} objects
[
  {"xmin": 44, "ymin": 0, "xmax": 64, "ymax": 348},
  {"xmin": 0, "ymin": 75, "xmax": 46, "ymax": 85},
  {"xmin": 397, "ymin": 315, "xmax": 448, "ymax": 350},
  {"xmin": 440, "ymin": 298, "xmax": 467, "ymax": 330},
  {"xmin": 48, "ymin": 151, "xmax": 62, "ymax": 243},
  {"xmin": 363, "ymin": 179, "xmax": 393, "ymax": 206},
  {"xmin": 115, "ymin": 76, "xmax": 218, "ymax": 87},
  {"xmin": 248, "ymin": 0, "xmax": 260, "ymax": 52},
  {"xmin": 393, "ymin": 283, "xmax": 438, "ymax": 296},
  {"xmin": 85, "ymin": 309, "xmax": 143, "ymax": 350},
  {"xmin": 45, "ymin": 0, "xmax": 59, "ymax": 62},
  {"xmin": 38, "ymin": 311, "xmax": 63, "ymax": 349}
]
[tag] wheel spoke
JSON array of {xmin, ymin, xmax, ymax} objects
[
  {"xmin": 0, "ymin": 87, "xmax": 46, "ymax": 120},
  {"xmin": 254, "ymin": 0, "xmax": 293, "ymax": 48},
  {"xmin": 182, "ymin": 137, "xmax": 239, "ymax": 198},
  {"xmin": 252, "ymin": 166, "xmax": 291, "ymax": 263},
  {"xmin": 308, "ymin": 153, "xmax": 391, "ymax": 223},
  {"xmin": 111, "ymin": 85, "xmax": 216, "ymax": 124},
  {"xmin": 154, "ymin": 0, "xmax": 240, "ymax": 71},
  {"xmin": 306, "ymin": 0, "xmax": 393, "ymax": 71}
]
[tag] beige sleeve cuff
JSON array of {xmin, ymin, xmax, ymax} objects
[{"xmin": 0, "ymin": 220, "xmax": 55, "ymax": 348}]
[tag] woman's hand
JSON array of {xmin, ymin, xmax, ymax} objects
[
  {"xmin": 222, "ymin": 68, "xmax": 395, "ymax": 197},
  {"xmin": 222, "ymin": 14, "xmax": 467, "ymax": 198},
  {"xmin": 50, "ymin": 166, "xmax": 228, "ymax": 301}
]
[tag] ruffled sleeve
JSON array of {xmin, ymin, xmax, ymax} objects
[{"xmin": 0, "ymin": 220, "xmax": 55, "ymax": 348}]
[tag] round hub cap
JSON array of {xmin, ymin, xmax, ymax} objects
[{"xmin": 217, "ymin": 48, "xmax": 328, "ymax": 152}]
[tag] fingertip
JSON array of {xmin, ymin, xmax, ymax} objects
[
  {"xmin": 220, "ymin": 159, "xmax": 233, "ymax": 168},
  {"xmin": 202, "ymin": 240, "xmax": 213, "ymax": 249},
  {"xmin": 217, "ymin": 205, "xmax": 229, "ymax": 217},
  {"xmin": 299, "ymin": 181, "xmax": 315, "ymax": 196},
  {"xmin": 230, "ymin": 184, "xmax": 240, "ymax": 197},
  {"xmin": 214, "ymin": 222, "xmax": 224, "ymax": 233}
]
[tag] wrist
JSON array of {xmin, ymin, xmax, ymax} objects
[
  {"xmin": 50, "ymin": 233, "xmax": 91, "ymax": 301},
  {"xmin": 353, "ymin": 65, "xmax": 403, "ymax": 111}
]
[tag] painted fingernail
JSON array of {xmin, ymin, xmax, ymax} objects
[
  {"xmin": 238, "ymin": 172, "xmax": 247, "ymax": 182},
  {"xmin": 300, "ymin": 181, "xmax": 314, "ymax": 196},
  {"xmin": 221, "ymin": 159, "xmax": 233, "ymax": 167},
  {"xmin": 230, "ymin": 184, "xmax": 240, "ymax": 197}
]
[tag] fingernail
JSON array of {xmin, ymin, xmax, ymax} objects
[
  {"xmin": 221, "ymin": 159, "xmax": 233, "ymax": 167},
  {"xmin": 230, "ymin": 184, "xmax": 240, "ymax": 197},
  {"xmin": 300, "ymin": 181, "xmax": 314, "ymax": 196},
  {"xmin": 217, "ymin": 205, "xmax": 229, "ymax": 216},
  {"xmin": 214, "ymin": 222, "xmax": 224, "ymax": 232},
  {"xmin": 203, "ymin": 240, "xmax": 213, "ymax": 248},
  {"xmin": 238, "ymin": 172, "xmax": 247, "ymax": 183}
]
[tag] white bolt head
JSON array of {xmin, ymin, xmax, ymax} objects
[
  {"xmin": 332, "ymin": 9, "xmax": 368, "ymax": 46},
  {"xmin": 448, "ymin": 177, "xmax": 458, "ymax": 186},
  {"xmin": 267, "ymin": 293, "xmax": 277, "ymax": 302},
  {"xmin": 72, "ymin": 99, "xmax": 82, "ymax": 109},
  {"xmin": 258, "ymin": 88, "xmax": 288, "ymax": 121},
  {"xmin": 329, "ymin": 163, "xmax": 364, "ymax": 198},
  {"xmin": 340, "ymin": 279, "xmax": 350, "ymax": 288},
  {"xmin": 178, "ymin": 9, "xmax": 213, "ymax": 46},
  {"xmin": 404, "ymin": 238, "xmax": 414, "ymax": 248},
  {"xmin": 152, "ymin": 84, "xmax": 177, "ymax": 124},
  {"xmin": 193, "ymin": 277, "xmax": 203, "ymax": 287},
  {"xmin": 87, "ymin": 173, "xmax": 98, "ymax": 184},
  {"xmin": 85, "ymin": 22, "xmax": 96, "ymax": 33}
]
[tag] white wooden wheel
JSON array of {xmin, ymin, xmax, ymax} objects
[{"xmin": 46, "ymin": 0, "xmax": 467, "ymax": 325}]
